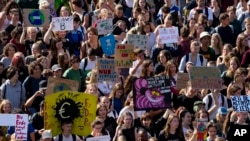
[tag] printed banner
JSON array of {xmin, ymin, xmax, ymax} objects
[
  {"xmin": 189, "ymin": 67, "xmax": 222, "ymax": 89},
  {"xmin": 99, "ymin": 34, "xmax": 116, "ymax": 56},
  {"xmin": 44, "ymin": 91, "xmax": 98, "ymax": 136},
  {"xmin": 231, "ymin": 96, "xmax": 250, "ymax": 111},
  {"xmin": 127, "ymin": 34, "xmax": 148, "ymax": 49},
  {"xmin": 114, "ymin": 44, "xmax": 134, "ymax": 68},
  {"xmin": 133, "ymin": 76, "xmax": 171, "ymax": 110},
  {"xmin": 86, "ymin": 135, "xmax": 110, "ymax": 141},
  {"xmin": 158, "ymin": 27, "xmax": 179, "ymax": 44},
  {"xmin": 96, "ymin": 18, "xmax": 113, "ymax": 35},
  {"xmin": 97, "ymin": 59, "xmax": 116, "ymax": 81},
  {"xmin": 23, "ymin": 9, "xmax": 50, "ymax": 27},
  {"xmin": 52, "ymin": 16, "xmax": 73, "ymax": 31},
  {"xmin": 46, "ymin": 77, "xmax": 79, "ymax": 96},
  {"xmin": 176, "ymin": 73, "xmax": 189, "ymax": 89}
]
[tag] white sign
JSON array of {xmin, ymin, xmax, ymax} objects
[
  {"xmin": 96, "ymin": 18, "xmax": 113, "ymax": 35},
  {"xmin": 231, "ymin": 96, "xmax": 250, "ymax": 111},
  {"xmin": 52, "ymin": 16, "xmax": 73, "ymax": 31},
  {"xmin": 127, "ymin": 34, "xmax": 148, "ymax": 49},
  {"xmin": 158, "ymin": 27, "xmax": 179, "ymax": 44},
  {"xmin": 86, "ymin": 135, "xmax": 110, "ymax": 141},
  {"xmin": 0, "ymin": 114, "xmax": 28, "ymax": 140}
]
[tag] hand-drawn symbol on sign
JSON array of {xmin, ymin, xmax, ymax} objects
[{"xmin": 28, "ymin": 10, "xmax": 45, "ymax": 26}]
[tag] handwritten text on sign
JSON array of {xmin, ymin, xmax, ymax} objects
[
  {"xmin": 52, "ymin": 16, "xmax": 73, "ymax": 31},
  {"xmin": 97, "ymin": 59, "xmax": 116, "ymax": 81},
  {"xmin": 231, "ymin": 96, "xmax": 250, "ymax": 111},
  {"xmin": 176, "ymin": 73, "xmax": 189, "ymax": 89},
  {"xmin": 97, "ymin": 18, "xmax": 113, "ymax": 35},
  {"xmin": 127, "ymin": 34, "xmax": 148, "ymax": 49},
  {"xmin": 86, "ymin": 135, "xmax": 110, "ymax": 141},
  {"xmin": 15, "ymin": 114, "xmax": 28, "ymax": 140},
  {"xmin": 158, "ymin": 27, "xmax": 179, "ymax": 44},
  {"xmin": 115, "ymin": 44, "xmax": 134, "ymax": 68}
]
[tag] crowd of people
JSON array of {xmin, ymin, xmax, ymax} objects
[{"xmin": 0, "ymin": 0, "xmax": 250, "ymax": 141}]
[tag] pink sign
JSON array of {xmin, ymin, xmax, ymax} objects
[{"xmin": 15, "ymin": 114, "xmax": 28, "ymax": 140}]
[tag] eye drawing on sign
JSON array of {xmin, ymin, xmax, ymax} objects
[{"xmin": 54, "ymin": 83, "xmax": 71, "ymax": 93}]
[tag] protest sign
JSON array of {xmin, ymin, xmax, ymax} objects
[
  {"xmin": 158, "ymin": 27, "xmax": 179, "ymax": 44},
  {"xmin": 23, "ymin": 9, "xmax": 50, "ymax": 27},
  {"xmin": 133, "ymin": 76, "xmax": 171, "ymax": 110},
  {"xmin": 189, "ymin": 67, "xmax": 222, "ymax": 89},
  {"xmin": 97, "ymin": 59, "xmax": 116, "ymax": 81},
  {"xmin": 46, "ymin": 77, "xmax": 79, "ymax": 96},
  {"xmin": 114, "ymin": 44, "xmax": 134, "ymax": 68},
  {"xmin": 176, "ymin": 73, "xmax": 189, "ymax": 89},
  {"xmin": 0, "ymin": 114, "xmax": 28, "ymax": 140},
  {"xmin": 86, "ymin": 135, "xmax": 111, "ymax": 141},
  {"xmin": 196, "ymin": 119, "xmax": 208, "ymax": 141},
  {"xmin": 44, "ymin": 91, "xmax": 97, "ymax": 136},
  {"xmin": 96, "ymin": 18, "xmax": 113, "ymax": 35},
  {"xmin": 52, "ymin": 16, "xmax": 73, "ymax": 31},
  {"xmin": 127, "ymin": 34, "xmax": 148, "ymax": 49},
  {"xmin": 231, "ymin": 96, "xmax": 250, "ymax": 111},
  {"xmin": 99, "ymin": 34, "xmax": 116, "ymax": 56}
]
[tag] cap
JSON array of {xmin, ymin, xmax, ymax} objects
[
  {"xmin": 39, "ymin": 80, "xmax": 47, "ymax": 89},
  {"xmin": 218, "ymin": 107, "xmax": 228, "ymax": 115},
  {"xmin": 248, "ymin": 0, "xmax": 250, "ymax": 5},
  {"xmin": 193, "ymin": 101, "xmax": 205, "ymax": 106},
  {"xmin": 42, "ymin": 130, "xmax": 52, "ymax": 139},
  {"xmin": 51, "ymin": 64, "xmax": 62, "ymax": 71},
  {"xmin": 39, "ymin": 101, "xmax": 44, "ymax": 107},
  {"xmin": 200, "ymin": 31, "xmax": 211, "ymax": 39}
]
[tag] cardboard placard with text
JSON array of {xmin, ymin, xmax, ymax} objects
[
  {"xmin": 114, "ymin": 44, "xmax": 134, "ymax": 68},
  {"xmin": 52, "ymin": 16, "xmax": 73, "ymax": 31},
  {"xmin": 176, "ymin": 73, "xmax": 189, "ymax": 89},
  {"xmin": 23, "ymin": 9, "xmax": 50, "ymax": 27},
  {"xmin": 97, "ymin": 59, "xmax": 116, "ymax": 81},
  {"xmin": 158, "ymin": 27, "xmax": 179, "ymax": 44},
  {"xmin": 231, "ymin": 96, "xmax": 250, "ymax": 111}
]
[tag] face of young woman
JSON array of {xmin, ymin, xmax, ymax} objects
[
  {"xmin": 229, "ymin": 60, "xmax": 238, "ymax": 71},
  {"xmin": 189, "ymin": 20, "xmax": 196, "ymax": 29},
  {"xmin": 3, "ymin": 103, "xmax": 11, "ymax": 113},
  {"xmin": 170, "ymin": 64, "xmax": 176, "ymax": 74},
  {"xmin": 139, "ymin": 0, "xmax": 146, "ymax": 8},
  {"xmin": 159, "ymin": 53, "xmax": 167, "ymax": 63},
  {"xmin": 98, "ymin": 107, "xmax": 107, "ymax": 117},
  {"xmin": 142, "ymin": 119, "xmax": 152, "ymax": 128},
  {"xmin": 123, "ymin": 115, "xmax": 133, "ymax": 126},
  {"xmin": 183, "ymin": 112, "xmax": 192, "ymax": 125},
  {"xmin": 33, "ymin": 65, "xmax": 42, "ymax": 76},
  {"xmin": 58, "ymin": 31, "xmax": 67, "ymax": 39},
  {"xmin": 211, "ymin": 36, "xmax": 218, "ymax": 46},
  {"xmin": 115, "ymin": 89, "xmax": 123, "ymax": 98},
  {"xmin": 170, "ymin": 117, "xmax": 179, "ymax": 129},
  {"xmin": 241, "ymin": 37, "xmax": 248, "ymax": 47},
  {"xmin": 101, "ymin": 98, "xmax": 110, "ymax": 109},
  {"xmin": 8, "ymin": 47, "xmax": 16, "ymax": 57},
  {"xmin": 89, "ymin": 86, "xmax": 98, "ymax": 95},
  {"xmin": 61, "ymin": 9, "xmax": 70, "ymax": 17},
  {"xmin": 143, "ymin": 25, "xmax": 151, "ymax": 33},
  {"xmin": 222, "ymin": 46, "xmax": 230, "ymax": 55},
  {"xmin": 208, "ymin": 127, "xmax": 217, "ymax": 137}
]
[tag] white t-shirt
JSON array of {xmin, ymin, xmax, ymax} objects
[
  {"xmin": 79, "ymin": 57, "xmax": 97, "ymax": 71},
  {"xmin": 188, "ymin": 7, "xmax": 213, "ymax": 21},
  {"xmin": 129, "ymin": 60, "xmax": 142, "ymax": 77},
  {"xmin": 53, "ymin": 134, "xmax": 81, "ymax": 141},
  {"xmin": 118, "ymin": 106, "xmax": 145, "ymax": 119}
]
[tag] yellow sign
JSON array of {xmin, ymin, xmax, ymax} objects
[{"xmin": 44, "ymin": 91, "xmax": 97, "ymax": 136}]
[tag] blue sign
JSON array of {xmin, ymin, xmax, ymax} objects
[
  {"xmin": 99, "ymin": 34, "xmax": 116, "ymax": 56},
  {"xmin": 28, "ymin": 10, "xmax": 45, "ymax": 26}
]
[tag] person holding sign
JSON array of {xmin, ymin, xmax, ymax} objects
[
  {"xmin": 84, "ymin": 119, "xmax": 110, "ymax": 141},
  {"xmin": 129, "ymin": 48, "xmax": 145, "ymax": 77}
]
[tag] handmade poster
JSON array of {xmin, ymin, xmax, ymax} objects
[
  {"xmin": 52, "ymin": 16, "xmax": 73, "ymax": 31},
  {"xmin": 86, "ymin": 135, "xmax": 111, "ymax": 141},
  {"xmin": 44, "ymin": 91, "xmax": 97, "ymax": 136},
  {"xmin": 114, "ymin": 44, "xmax": 134, "ymax": 68},
  {"xmin": 97, "ymin": 59, "xmax": 116, "ymax": 81},
  {"xmin": 96, "ymin": 18, "xmax": 113, "ymax": 35},
  {"xmin": 0, "ymin": 114, "xmax": 28, "ymax": 140},
  {"xmin": 23, "ymin": 9, "xmax": 50, "ymax": 27},
  {"xmin": 133, "ymin": 76, "xmax": 171, "ymax": 110},
  {"xmin": 99, "ymin": 34, "xmax": 116, "ymax": 56},
  {"xmin": 46, "ymin": 77, "xmax": 79, "ymax": 96},
  {"xmin": 158, "ymin": 27, "xmax": 179, "ymax": 44},
  {"xmin": 196, "ymin": 119, "xmax": 208, "ymax": 141},
  {"xmin": 231, "ymin": 96, "xmax": 250, "ymax": 111},
  {"xmin": 127, "ymin": 34, "xmax": 148, "ymax": 49},
  {"xmin": 189, "ymin": 67, "xmax": 222, "ymax": 89},
  {"xmin": 176, "ymin": 73, "xmax": 189, "ymax": 89}
]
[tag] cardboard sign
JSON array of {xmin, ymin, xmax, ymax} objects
[
  {"xmin": 97, "ymin": 59, "xmax": 116, "ymax": 81},
  {"xmin": 44, "ymin": 91, "xmax": 98, "ymax": 136},
  {"xmin": 86, "ymin": 135, "xmax": 110, "ymax": 141},
  {"xmin": 46, "ymin": 77, "xmax": 79, "ymax": 96},
  {"xmin": 189, "ymin": 67, "xmax": 222, "ymax": 89},
  {"xmin": 158, "ymin": 27, "xmax": 179, "ymax": 44},
  {"xmin": 133, "ymin": 76, "xmax": 171, "ymax": 110},
  {"xmin": 23, "ymin": 9, "xmax": 50, "ymax": 27},
  {"xmin": 52, "ymin": 16, "xmax": 73, "ymax": 31},
  {"xmin": 127, "ymin": 34, "xmax": 148, "ymax": 49},
  {"xmin": 96, "ymin": 18, "xmax": 113, "ymax": 35},
  {"xmin": 99, "ymin": 34, "xmax": 116, "ymax": 56},
  {"xmin": 0, "ymin": 114, "xmax": 28, "ymax": 140},
  {"xmin": 196, "ymin": 119, "xmax": 208, "ymax": 141},
  {"xmin": 114, "ymin": 44, "xmax": 134, "ymax": 68},
  {"xmin": 176, "ymin": 73, "xmax": 189, "ymax": 89},
  {"xmin": 231, "ymin": 96, "xmax": 250, "ymax": 111}
]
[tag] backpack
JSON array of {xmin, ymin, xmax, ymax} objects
[
  {"xmin": 207, "ymin": 94, "xmax": 225, "ymax": 110},
  {"xmin": 195, "ymin": 7, "xmax": 209, "ymax": 18},
  {"xmin": 58, "ymin": 134, "xmax": 76, "ymax": 141},
  {"xmin": 185, "ymin": 54, "xmax": 204, "ymax": 65}
]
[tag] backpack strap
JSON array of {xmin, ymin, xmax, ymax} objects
[
  {"xmin": 83, "ymin": 58, "xmax": 88, "ymax": 71},
  {"xmin": 2, "ymin": 83, "xmax": 6, "ymax": 99},
  {"xmin": 72, "ymin": 134, "xmax": 76, "ymax": 141},
  {"xmin": 59, "ymin": 134, "xmax": 62, "ymax": 141},
  {"xmin": 205, "ymin": 7, "xmax": 209, "ymax": 18},
  {"xmin": 207, "ymin": 94, "xmax": 212, "ymax": 110},
  {"xmin": 185, "ymin": 54, "xmax": 189, "ymax": 63},
  {"xmin": 199, "ymin": 54, "xmax": 204, "ymax": 65},
  {"xmin": 221, "ymin": 94, "xmax": 225, "ymax": 106}
]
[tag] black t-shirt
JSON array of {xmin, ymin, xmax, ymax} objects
[
  {"xmin": 174, "ymin": 94, "xmax": 201, "ymax": 114},
  {"xmin": 158, "ymin": 131, "xmax": 185, "ymax": 141}
]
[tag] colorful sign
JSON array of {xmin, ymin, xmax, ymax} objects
[
  {"xmin": 176, "ymin": 73, "xmax": 189, "ymax": 89},
  {"xmin": 44, "ymin": 91, "xmax": 98, "ymax": 136},
  {"xmin": 23, "ymin": 9, "xmax": 50, "ymax": 27},
  {"xmin": 196, "ymin": 119, "xmax": 208, "ymax": 141},
  {"xmin": 96, "ymin": 18, "xmax": 113, "ymax": 35},
  {"xmin": 231, "ymin": 96, "xmax": 250, "ymax": 111},
  {"xmin": 127, "ymin": 34, "xmax": 148, "ymax": 49},
  {"xmin": 86, "ymin": 135, "xmax": 110, "ymax": 141},
  {"xmin": 99, "ymin": 34, "xmax": 116, "ymax": 56},
  {"xmin": 97, "ymin": 59, "xmax": 116, "ymax": 81},
  {"xmin": 158, "ymin": 27, "xmax": 179, "ymax": 44},
  {"xmin": 189, "ymin": 67, "xmax": 222, "ymax": 89},
  {"xmin": 114, "ymin": 44, "xmax": 134, "ymax": 68},
  {"xmin": 133, "ymin": 76, "xmax": 171, "ymax": 110},
  {"xmin": 52, "ymin": 16, "xmax": 73, "ymax": 31}
]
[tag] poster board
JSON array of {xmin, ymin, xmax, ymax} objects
[
  {"xmin": 196, "ymin": 119, "xmax": 208, "ymax": 141},
  {"xmin": 99, "ymin": 34, "xmax": 116, "ymax": 56},
  {"xmin": 114, "ymin": 44, "xmax": 134, "ymax": 68},
  {"xmin": 133, "ymin": 76, "xmax": 171, "ymax": 110},
  {"xmin": 158, "ymin": 27, "xmax": 179, "ymax": 44},
  {"xmin": 23, "ymin": 9, "xmax": 50, "ymax": 27},
  {"xmin": 97, "ymin": 59, "xmax": 116, "ymax": 81},
  {"xmin": 231, "ymin": 96, "xmax": 250, "ymax": 111},
  {"xmin": 176, "ymin": 73, "xmax": 189, "ymax": 89},
  {"xmin": 44, "ymin": 91, "xmax": 98, "ymax": 136},
  {"xmin": 0, "ymin": 114, "xmax": 28, "ymax": 140},
  {"xmin": 46, "ymin": 77, "xmax": 79, "ymax": 96},
  {"xmin": 86, "ymin": 135, "xmax": 110, "ymax": 141},
  {"xmin": 52, "ymin": 16, "xmax": 73, "ymax": 31},
  {"xmin": 189, "ymin": 67, "xmax": 222, "ymax": 89},
  {"xmin": 127, "ymin": 34, "xmax": 148, "ymax": 49},
  {"xmin": 96, "ymin": 18, "xmax": 113, "ymax": 35}
]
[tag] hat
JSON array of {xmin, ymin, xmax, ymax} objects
[
  {"xmin": 42, "ymin": 130, "xmax": 52, "ymax": 139},
  {"xmin": 39, "ymin": 80, "xmax": 47, "ymax": 89},
  {"xmin": 200, "ymin": 31, "xmax": 211, "ymax": 39},
  {"xmin": 51, "ymin": 64, "xmax": 62, "ymax": 71},
  {"xmin": 193, "ymin": 101, "xmax": 205, "ymax": 106},
  {"xmin": 248, "ymin": 0, "xmax": 250, "ymax": 5},
  {"xmin": 39, "ymin": 101, "xmax": 44, "ymax": 107},
  {"xmin": 218, "ymin": 107, "xmax": 228, "ymax": 115}
]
